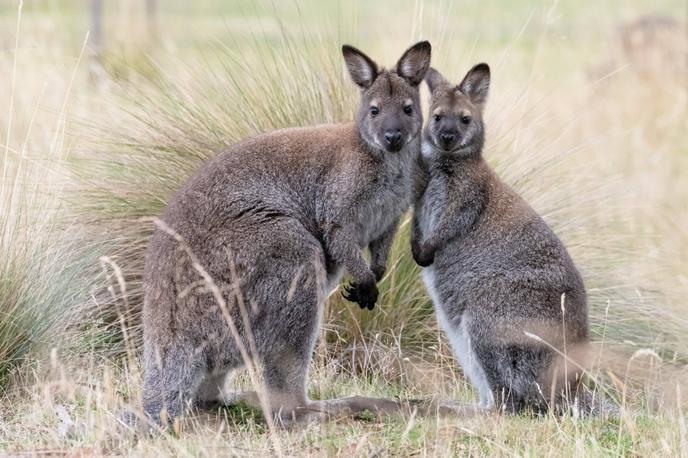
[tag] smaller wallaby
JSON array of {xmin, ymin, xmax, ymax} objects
[{"xmin": 412, "ymin": 64, "xmax": 590, "ymax": 413}]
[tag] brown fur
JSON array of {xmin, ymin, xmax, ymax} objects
[{"xmin": 140, "ymin": 42, "xmax": 431, "ymax": 427}]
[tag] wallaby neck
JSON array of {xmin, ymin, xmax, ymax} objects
[{"xmin": 421, "ymin": 140, "xmax": 484, "ymax": 174}]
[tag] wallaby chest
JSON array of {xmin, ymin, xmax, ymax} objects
[
  {"xmin": 356, "ymin": 153, "xmax": 414, "ymax": 245},
  {"xmin": 416, "ymin": 154, "xmax": 483, "ymax": 244}
]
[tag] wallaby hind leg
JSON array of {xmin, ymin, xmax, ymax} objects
[
  {"xmin": 261, "ymin": 351, "xmax": 313, "ymax": 425},
  {"xmin": 142, "ymin": 343, "xmax": 206, "ymax": 427},
  {"xmin": 474, "ymin": 341, "xmax": 552, "ymax": 413},
  {"xmin": 257, "ymin": 274, "xmax": 325, "ymax": 425}
]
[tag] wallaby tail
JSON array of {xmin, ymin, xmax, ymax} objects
[{"xmin": 216, "ymin": 390, "xmax": 488, "ymax": 421}]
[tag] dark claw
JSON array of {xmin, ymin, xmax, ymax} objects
[
  {"xmin": 341, "ymin": 281, "xmax": 378, "ymax": 310},
  {"xmin": 341, "ymin": 284, "xmax": 359, "ymax": 303}
]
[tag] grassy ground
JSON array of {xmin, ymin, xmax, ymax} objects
[{"xmin": 1, "ymin": 0, "xmax": 687, "ymax": 455}]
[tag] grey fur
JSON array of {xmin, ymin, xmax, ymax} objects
[
  {"xmin": 412, "ymin": 64, "xmax": 589, "ymax": 413},
  {"xmin": 141, "ymin": 42, "xmax": 431, "ymax": 426}
]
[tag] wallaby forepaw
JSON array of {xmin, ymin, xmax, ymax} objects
[
  {"xmin": 341, "ymin": 281, "xmax": 378, "ymax": 310},
  {"xmin": 372, "ymin": 265, "xmax": 386, "ymax": 282}
]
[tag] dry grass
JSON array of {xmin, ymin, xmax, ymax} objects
[
  {"xmin": 1, "ymin": 0, "xmax": 687, "ymax": 455},
  {"xmin": 1, "ymin": 349, "xmax": 686, "ymax": 456}
]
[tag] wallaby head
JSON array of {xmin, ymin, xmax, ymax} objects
[
  {"xmin": 342, "ymin": 41, "xmax": 431, "ymax": 153},
  {"xmin": 424, "ymin": 63, "xmax": 490, "ymax": 157}
]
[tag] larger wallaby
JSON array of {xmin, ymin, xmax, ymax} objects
[
  {"xmin": 142, "ymin": 42, "xmax": 431, "ymax": 425},
  {"xmin": 412, "ymin": 64, "xmax": 590, "ymax": 413}
]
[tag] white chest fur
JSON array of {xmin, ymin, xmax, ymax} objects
[{"xmin": 421, "ymin": 267, "xmax": 495, "ymax": 409}]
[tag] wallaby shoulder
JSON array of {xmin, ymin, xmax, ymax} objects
[
  {"xmin": 426, "ymin": 152, "xmax": 559, "ymax": 254},
  {"xmin": 164, "ymin": 123, "xmax": 372, "ymax": 217}
]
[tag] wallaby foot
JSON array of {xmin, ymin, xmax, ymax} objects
[
  {"xmin": 116, "ymin": 407, "xmax": 166, "ymax": 437},
  {"xmin": 141, "ymin": 347, "xmax": 206, "ymax": 429},
  {"xmin": 557, "ymin": 389, "xmax": 619, "ymax": 418},
  {"xmin": 215, "ymin": 393, "xmax": 401, "ymax": 422}
]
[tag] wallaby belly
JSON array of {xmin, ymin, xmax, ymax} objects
[{"xmin": 421, "ymin": 267, "xmax": 495, "ymax": 408}]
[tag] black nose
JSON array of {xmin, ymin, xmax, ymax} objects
[
  {"xmin": 384, "ymin": 130, "xmax": 402, "ymax": 147},
  {"xmin": 440, "ymin": 132, "xmax": 456, "ymax": 144}
]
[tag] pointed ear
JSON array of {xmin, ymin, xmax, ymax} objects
[
  {"xmin": 424, "ymin": 67, "xmax": 450, "ymax": 94},
  {"xmin": 395, "ymin": 41, "xmax": 432, "ymax": 86},
  {"xmin": 458, "ymin": 63, "xmax": 490, "ymax": 106},
  {"xmin": 342, "ymin": 45, "xmax": 379, "ymax": 89}
]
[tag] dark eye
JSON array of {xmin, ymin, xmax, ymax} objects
[
  {"xmin": 370, "ymin": 106, "xmax": 380, "ymax": 117},
  {"xmin": 461, "ymin": 116, "xmax": 472, "ymax": 125},
  {"xmin": 433, "ymin": 114, "xmax": 442, "ymax": 122},
  {"xmin": 403, "ymin": 105, "xmax": 413, "ymax": 115}
]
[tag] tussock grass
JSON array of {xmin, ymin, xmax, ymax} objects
[{"xmin": 0, "ymin": 3, "xmax": 95, "ymax": 389}]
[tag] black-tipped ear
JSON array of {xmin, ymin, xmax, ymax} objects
[
  {"xmin": 458, "ymin": 63, "xmax": 490, "ymax": 106},
  {"xmin": 424, "ymin": 67, "xmax": 450, "ymax": 93},
  {"xmin": 395, "ymin": 41, "xmax": 432, "ymax": 86},
  {"xmin": 342, "ymin": 45, "xmax": 379, "ymax": 89}
]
